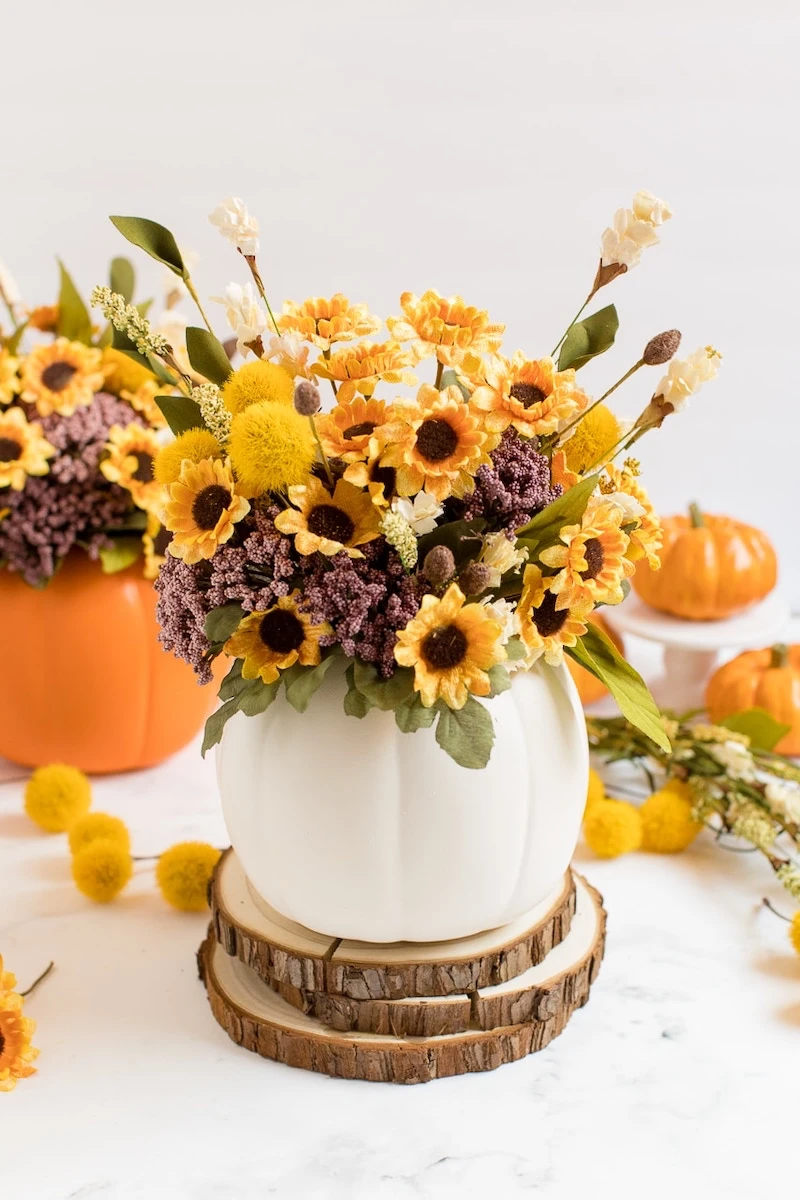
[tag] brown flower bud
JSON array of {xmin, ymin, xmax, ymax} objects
[
  {"xmin": 643, "ymin": 329, "xmax": 681, "ymax": 366},
  {"xmin": 293, "ymin": 378, "xmax": 321, "ymax": 416},
  {"xmin": 458, "ymin": 562, "xmax": 492, "ymax": 596},
  {"xmin": 422, "ymin": 545, "xmax": 456, "ymax": 586}
]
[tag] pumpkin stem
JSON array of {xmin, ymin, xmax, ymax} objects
[
  {"xmin": 688, "ymin": 502, "xmax": 705, "ymax": 528},
  {"xmin": 770, "ymin": 643, "xmax": 789, "ymax": 669}
]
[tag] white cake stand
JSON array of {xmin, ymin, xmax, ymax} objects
[{"xmin": 603, "ymin": 592, "xmax": 791, "ymax": 711}]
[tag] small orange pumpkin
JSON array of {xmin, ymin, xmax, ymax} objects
[
  {"xmin": 633, "ymin": 503, "xmax": 777, "ymax": 621},
  {"xmin": 706, "ymin": 643, "xmax": 800, "ymax": 755},
  {"xmin": 0, "ymin": 552, "xmax": 215, "ymax": 773},
  {"xmin": 567, "ymin": 611, "xmax": 623, "ymax": 707}
]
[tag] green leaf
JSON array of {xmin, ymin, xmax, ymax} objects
[
  {"xmin": 156, "ymin": 394, "xmax": 206, "ymax": 436},
  {"xmin": 6, "ymin": 321, "xmax": 29, "ymax": 354},
  {"xmin": 435, "ymin": 697, "xmax": 495, "ymax": 769},
  {"xmin": 204, "ymin": 603, "xmax": 246, "ymax": 645},
  {"xmin": 505, "ymin": 636, "xmax": 527, "ymax": 662},
  {"xmin": 487, "ymin": 664, "xmax": 512, "ymax": 696},
  {"xmin": 110, "ymin": 216, "xmax": 186, "ymax": 278},
  {"xmin": 567, "ymin": 624, "xmax": 670, "ymax": 751},
  {"xmin": 284, "ymin": 654, "xmax": 339, "ymax": 714},
  {"xmin": 238, "ymin": 678, "xmax": 280, "ymax": 717},
  {"xmin": 720, "ymin": 708, "xmax": 791, "ymax": 752},
  {"xmin": 439, "ymin": 367, "xmax": 471, "ymax": 401},
  {"xmin": 343, "ymin": 664, "xmax": 372, "ymax": 719},
  {"xmin": 110, "ymin": 257, "xmax": 135, "ymax": 303},
  {"xmin": 395, "ymin": 694, "xmax": 438, "ymax": 733},
  {"xmin": 98, "ymin": 539, "xmax": 142, "ymax": 574},
  {"xmin": 516, "ymin": 473, "xmax": 599, "ymax": 555},
  {"xmin": 202, "ymin": 698, "xmax": 240, "ymax": 756},
  {"xmin": 56, "ymin": 260, "xmax": 92, "ymax": 344},
  {"xmin": 557, "ymin": 304, "xmax": 619, "ymax": 372},
  {"xmin": 186, "ymin": 327, "xmax": 233, "ymax": 386},
  {"xmin": 353, "ymin": 661, "xmax": 416, "ymax": 710},
  {"xmin": 417, "ymin": 518, "xmax": 486, "ymax": 566},
  {"xmin": 110, "ymin": 324, "xmax": 151, "ymax": 370},
  {"xmin": 218, "ymin": 658, "xmax": 244, "ymax": 701}
]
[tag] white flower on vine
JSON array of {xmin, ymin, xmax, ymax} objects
[
  {"xmin": 208, "ymin": 197, "xmax": 260, "ymax": 256},
  {"xmin": 654, "ymin": 346, "xmax": 722, "ymax": 413},
  {"xmin": 600, "ymin": 190, "xmax": 672, "ymax": 269},
  {"xmin": 710, "ymin": 740, "xmax": 756, "ymax": 781},
  {"xmin": 765, "ymin": 780, "xmax": 800, "ymax": 824},
  {"xmin": 211, "ymin": 283, "xmax": 268, "ymax": 357},
  {"xmin": 263, "ymin": 333, "xmax": 311, "ymax": 378},
  {"xmin": 392, "ymin": 492, "xmax": 443, "ymax": 535},
  {"xmin": 479, "ymin": 532, "xmax": 527, "ymax": 587}
]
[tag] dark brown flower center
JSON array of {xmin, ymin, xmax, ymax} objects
[
  {"xmin": 415, "ymin": 418, "xmax": 458, "ymax": 462},
  {"xmin": 370, "ymin": 463, "xmax": 396, "ymax": 497},
  {"xmin": 509, "ymin": 382, "xmax": 547, "ymax": 409},
  {"xmin": 259, "ymin": 608, "xmax": 305, "ymax": 654},
  {"xmin": 41, "ymin": 361, "xmax": 78, "ymax": 392},
  {"xmin": 342, "ymin": 421, "xmax": 376, "ymax": 440},
  {"xmin": 0, "ymin": 437, "xmax": 22, "ymax": 462},
  {"xmin": 307, "ymin": 503, "xmax": 355, "ymax": 544},
  {"xmin": 532, "ymin": 591, "xmax": 568, "ymax": 638},
  {"xmin": 132, "ymin": 451, "xmax": 155, "ymax": 483},
  {"xmin": 191, "ymin": 484, "xmax": 231, "ymax": 530},
  {"xmin": 580, "ymin": 537, "xmax": 604, "ymax": 580},
  {"xmin": 0, "ymin": 1030, "xmax": 5, "ymax": 1056},
  {"xmin": 421, "ymin": 623, "xmax": 468, "ymax": 670},
  {"xmin": 152, "ymin": 526, "xmax": 172, "ymax": 556}
]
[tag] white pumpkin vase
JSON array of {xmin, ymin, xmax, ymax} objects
[{"xmin": 216, "ymin": 656, "xmax": 588, "ymax": 944}]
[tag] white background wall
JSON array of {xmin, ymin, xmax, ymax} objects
[{"xmin": 3, "ymin": 0, "xmax": 799, "ymax": 601}]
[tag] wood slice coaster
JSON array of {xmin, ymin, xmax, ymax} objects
[
  {"xmin": 211, "ymin": 849, "xmax": 576, "ymax": 1001},
  {"xmin": 197, "ymin": 875, "xmax": 605, "ymax": 1084}
]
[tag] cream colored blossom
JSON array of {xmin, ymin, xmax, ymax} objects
[
  {"xmin": 710, "ymin": 740, "xmax": 755, "ymax": 781},
  {"xmin": 0, "ymin": 259, "xmax": 22, "ymax": 319},
  {"xmin": 632, "ymin": 190, "xmax": 673, "ymax": 225},
  {"xmin": 263, "ymin": 333, "xmax": 311, "ymax": 378},
  {"xmin": 211, "ymin": 282, "xmax": 268, "ymax": 357},
  {"xmin": 392, "ymin": 492, "xmax": 443, "ymax": 535},
  {"xmin": 482, "ymin": 597, "xmax": 519, "ymax": 646},
  {"xmin": 480, "ymin": 532, "xmax": 527, "ymax": 587},
  {"xmin": 600, "ymin": 190, "xmax": 672, "ymax": 269},
  {"xmin": 653, "ymin": 346, "xmax": 722, "ymax": 412},
  {"xmin": 208, "ymin": 197, "xmax": 260, "ymax": 256},
  {"xmin": 765, "ymin": 780, "xmax": 800, "ymax": 824}
]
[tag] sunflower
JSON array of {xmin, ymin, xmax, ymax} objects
[
  {"xmin": 224, "ymin": 592, "xmax": 330, "ymax": 684},
  {"xmin": 317, "ymin": 396, "xmax": 390, "ymax": 463},
  {"xmin": 471, "ymin": 353, "xmax": 588, "ymax": 440},
  {"xmin": 379, "ymin": 383, "xmax": 493, "ymax": 503},
  {"xmin": 601, "ymin": 461, "xmax": 662, "ymax": 568},
  {"xmin": 274, "ymin": 475, "xmax": 381, "ymax": 557},
  {"xmin": 386, "ymin": 290, "xmax": 504, "ymax": 369},
  {"xmin": 19, "ymin": 338, "xmax": 106, "ymax": 417},
  {"xmin": 0, "ymin": 348, "xmax": 20, "ymax": 405},
  {"xmin": 0, "ymin": 981, "xmax": 38, "ymax": 1092},
  {"xmin": 342, "ymin": 440, "xmax": 398, "ymax": 506},
  {"xmin": 540, "ymin": 499, "xmax": 634, "ymax": 609},
  {"xmin": 143, "ymin": 511, "xmax": 172, "ymax": 580},
  {"xmin": 516, "ymin": 564, "xmax": 591, "ymax": 665},
  {"xmin": 550, "ymin": 449, "xmax": 580, "ymax": 491},
  {"xmin": 162, "ymin": 457, "xmax": 250, "ymax": 564},
  {"xmin": 26, "ymin": 304, "xmax": 59, "ymax": 333},
  {"xmin": 121, "ymin": 380, "xmax": 168, "ymax": 429},
  {"xmin": 0, "ymin": 406, "xmax": 56, "ymax": 491},
  {"xmin": 101, "ymin": 423, "xmax": 164, "ymax": 512},
  {"xmin": 311, "ymin": 341, "xmax": 417, "ymax": 404},
  {"xmin": 394, "ymin": 582, "xmax": 506, "ymax": 709},
  {"xmin": 278, "ymin": 294, "xmax": 381, "ymax": 350}
]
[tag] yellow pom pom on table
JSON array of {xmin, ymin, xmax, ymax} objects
[
  {"xmin": 222, "ymin": 361, "xmax": 294, "ymax": 415},
  {"xmin": 156, "ymin": 842, "xmax": 222, "ymax": 912},
  {"xmin": 71, "ymin": 839, "xmax": 133, "ymax": 903},
  {"xmin": 68, "ymin": 812, "xmax": 131, "ymax": 856},
  {"xmin": 639, "ymin": 781, "xmax": 702, "ymax": 853},
  {"xmin": 585, "ymin": 767, "xmax": 605, "ymax": 814},
  {"xmin": 583, "ymin": 797, "xmax": 642, "ymax": 859},
  {"xmin": 24, "ymin": 764, "xmax": 91, "ymax": 833}
]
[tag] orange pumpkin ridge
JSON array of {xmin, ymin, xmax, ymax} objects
[
  {"xmin": 0, "ymin": 552, "xmax": 216, "ymax": 773},
  {"xmin": 633, "ymin": 503, "xmax": 777, "ymax": 621},
  {"xmin": 706, "ymin": 643, "xmax": 800, "ymax": 756}
]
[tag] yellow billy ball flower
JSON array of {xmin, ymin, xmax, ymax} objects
[
  {"xmin": 68, "ymin": 812, "xmax": 131, "ymax": 856},
  {"xmin": 585, "ymin": 767, "xmax": 605, "ymax": 814},
  {"xmin": 583, "ymin": 797, "xmax": 642, "ymax": 858},
  {"xmin": 24, "ymin": 764, "xmax": 91, "ymax": 833},
  {"xmin": 71, "ymin": 839, "xmax": 133, "ymax": 903},
  {"xmin": 790, "ymin": 912, "xmax": 800, "ymax": 956},
  {"xmin": 563, "ymin": 403, "xmax": 620, "ymax": 475},
  {"xmin": 640, "ymin": 781, "xmax": 702, "ymax": 853},
  {"xmin": 222, "ymin": 361, "xmax": 294, "ymax": 416},
  {"xmin": 156, "ymin": 842, "xmax": 222, "ymax": 912},
  {"xmin": 154, "ymin": 428, "xmax": 223, "ymax": 485},
  {"xmin": 228, "ymin": 401, "xmax": 316, "ymax": 497}
]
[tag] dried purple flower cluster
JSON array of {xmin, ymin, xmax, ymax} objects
[
  {"xmin": 0, "ymin": 393, "xmax": 141, "ymax": 586},
  {"xmin": 457, "ymin": 428, "xmax": 562, "ymax": 532}
]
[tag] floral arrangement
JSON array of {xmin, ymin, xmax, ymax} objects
[
  {"xmin": 0, "ymin": 259, "xmax": 181, "ymax": 586},
  {"xmin": 96, "ymin": 193, "xmax": 721, "ymax": 768},
  {"xmin": 0, "ymin": 954, "xmax": 40, "ymax": 1092}
]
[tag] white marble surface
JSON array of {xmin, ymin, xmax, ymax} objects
[{"xmin": 1, "ymin": 648, "xmax": 799, "ymax": 1199}]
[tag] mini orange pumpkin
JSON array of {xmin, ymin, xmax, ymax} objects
[
  {"xmin": 706, "ymin": 643, "xmax": 800, "ymax": 755},
  {"xmin": 567, "ymin": 611, "xmax": 623, "ymax": 707},
  {"xmin": 0, "ymin": 552, "xmax": 214, "ymax": 773},
  {"xmin": 633, "ymin": 503, "xmax": 777, "ymax": 621}
]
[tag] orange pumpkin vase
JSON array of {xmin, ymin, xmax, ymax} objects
[
  {"xmin": 633, "ymin": 503, "xmax": 777, "ymax": 621},
  {"xmin": 706, "ymin": 643, "xmax": 800, "ymax": 756},
  {"xmin": 0, "ymin": 552, "xmax": 214, "ymax": 773},
  {"xmin": 567, "ymin": 611, "xmax": 623, "ymax": 707}
]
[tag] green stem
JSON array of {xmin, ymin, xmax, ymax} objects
[
  {"xmin": 689, "ymin": 501, "xmax": 704, "ymax": 528},
  {"xmin": 309, "ymin": 416, "xmax": 334, "ymax": 486},
  {"xmin": 557, "ymin": 359, "xmax": 645, "ymax": 444},
  {"xmin": 240, "ymin": 251, "xmax": 280, "ymax": 336},
  {"xmin": 20, "ymin": 961, "xmax": 54, "ymax": 999},
  {"xmin": 771, "ymin": 643, "xmax": 789, "ymax": 669},
  {"xmin": 550, "ymin": 290, "xmax": 595, "ymax": 359},
  {"xmin": 184, "ymin": 277, "xmax": 214, "ymax": 335}
]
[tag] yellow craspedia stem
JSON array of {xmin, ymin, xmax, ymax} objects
[
  {"xmin": 156, "ymin": 842, "xmax": 222, "ymax": 912},
  {"xmin": 790, "ymin": 912, "xmax": 800, "ymax": 956},
  {"xmin": 71, "ymin": 839, "xmax": 133, "ymax": 903},
  {"xmin": 585, "ymin": 767, "xmax": 605, "ymax": 814},
  {"xmin": 154, "ymin": 428, "xmax": 222, "ymax": 485},
  {"xmin": 24, "ymin": 764, "xmax": 91, "ymax": 833},
  {"xmin": 228, "ymin": 401, "xmax": 316, "ymax": 497},
  {"xmin": 583, "ymin": 797, "xmax": 642, "ymax": 858},
  {"xmin": 101, "ymin": 346, "xmax": 156, "ymax": 397},
  {"xmin": 222, "ymin": 360, "xmax": 294, "ymax": 415},
  {"xmin": 640, "ymin": 781, "xmax": 702, "ymax": 853},
  {"xmin": 563, "ymin": 403, "xmax": 620, "ymax": 475},
  {"xmin": 68, "ymin": 812, "xmax": 131, "ymax": 856}
]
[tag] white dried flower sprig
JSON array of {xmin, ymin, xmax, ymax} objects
[
  {"xmin": 91, "ymin": 286, "xmax": 169, "ymax": 358},
  {"xmin": 391, "ymin": 492, "xmax": 443, "ymax": 536},
  {"xmin": 380, "ymin": 511, "xmax": 418, "ymax": 571},
  {"xmin": 211, "ymin": 282, "xmax": 268, "ymax": 358},
  {"xmin": 776, "ymin": 863, "xmax": 800, "ymax": 900},
  {"xmin": 192, "ymin": 384, "xmax": 231, "ymax": 444},
  {"xmin": 601, "ymin": 189, "xmax": 673, "ymax": 271},
  {"xmin": 209, "ymin": 197, "xmax": 260, "ymax": 256},
  {"xmin": 653, "ymin": 346, "xmax": 723, "ymax": 414}
]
